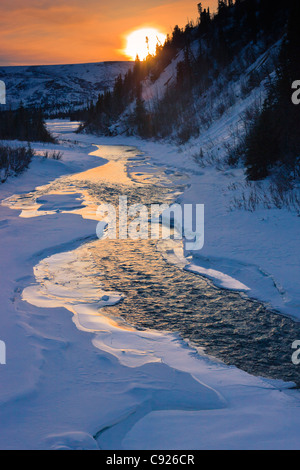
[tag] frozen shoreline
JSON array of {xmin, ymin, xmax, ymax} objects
[
  {"xmin": 0, "ymin": 120, "xmax": 300, "ymax": 450},
  {"xmin": 86, "ymin": 132, "xmax": 300, "ymax": 321}
]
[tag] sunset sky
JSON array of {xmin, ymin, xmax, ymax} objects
[{"xmin": 0, "ymin": 0, "xmax": 217, "ymax": 66}]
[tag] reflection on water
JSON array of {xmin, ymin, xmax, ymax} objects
[
  {"xmin": 88, "ymin": 237, "xmax": 300, "ymax": 385},
  {"xmin": 70, "ymin": 145, "xmax": 137, "ymax": 186},
  {"xmin": 4, "ymin": 142, "xmax": 300, "ymax": 385}
]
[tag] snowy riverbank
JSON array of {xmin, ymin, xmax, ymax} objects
[
  {"xmin": 87, "ymin": 130, "xmax": 300, "ymax": 321},
  {"xmin": 0, "ymin": 120, "xmax": 300, "ymax": 450}
]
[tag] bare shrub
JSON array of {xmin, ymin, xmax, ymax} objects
[
  {"xmin": 228, "ymin": 179, "xmax": 300, "ymax": 214},
  {"xmin": 42, "ymin": 150, "xmax": 63, "ymax": 160},
  {"xmin": 192, "ymin": 148, "xmax": 224, "ymax": 170},
  {"xmin": 0, "ymin": 144, "xmax": 34, "ymax": 183}
]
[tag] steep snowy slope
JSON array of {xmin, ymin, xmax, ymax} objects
[{"xmin": 0, "ymin": 61, "xmax": 133, "ymax": 113}]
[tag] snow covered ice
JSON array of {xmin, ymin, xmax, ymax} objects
[{"xmin": 0, "ymin": 121, "xmax": 300, "ymax": 450}]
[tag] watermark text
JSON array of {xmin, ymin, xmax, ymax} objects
[
  {"xmin": 292, "ymin": 341, "xmax": 300, "ymax": 365},
  {"xmin": 291, "ymin": 81, "xmax": 300, "ymax": 105},
  {"xmin": 96, "ymin": 196, "xmax": 204, "ymax": 251},
  {"xmin": 0, "ymin": 340, "xmax": 6, "ymax": 365},
  {"xmin": 0, "ymin": 80, "xmax": 6, "ymax": 105}
]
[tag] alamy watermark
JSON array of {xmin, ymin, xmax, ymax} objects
[
  {"xmin": 290, "ymin": 80, "xmax": 300, "ymax": 365},
  {"xmin": 0, "ymin": 340, "xmax": 6, "ymax": 365},
  {"xmin": 291, "ymin": 81, "xmax": 300, "ymax": 105},
  {"xmin": 96, "ymin": 197, "xmax": 204, "ymax": 251},
  {"xmin": 292, "ymin": 341, "xmax": 300, "ymax": 365},
  {"xmin": 0, "ymin": 80, "xmax": 6, "ymax": 105}
]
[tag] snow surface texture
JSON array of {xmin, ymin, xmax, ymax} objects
[
  {"xmin": 0, "ymin": 62, "xmax": 132, "ymax": 113},
  {"xmin": 0, "ymin": 121, "xmax": 300, "ymax": 450},
  {"xmin": 80, "ymin": 133, "xmax": 300, "ymax": 320}
]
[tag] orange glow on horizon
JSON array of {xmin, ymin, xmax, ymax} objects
[
  {"xmin": 124, "ymin": 28, "xmax": 166, "ymax": 61},
  {"xmin": 0, "ymin": 1, "xmax": 218, "ymax": 66}
]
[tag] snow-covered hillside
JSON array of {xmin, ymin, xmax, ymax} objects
[
  {"xmin": 0, "ymin": 62, "xmax": 133, "ymax": 113},
  {"xmin": 111, "ymin": 36, "xmax": 281, "ymax": 145},
  {"xmin": 100, "ymin": 36, "xmax": 300, "ymax": 320}
]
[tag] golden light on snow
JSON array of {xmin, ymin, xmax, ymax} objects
[{"xmin": 124, "ymin": 28, "xmax": 166, "ymax": 61}]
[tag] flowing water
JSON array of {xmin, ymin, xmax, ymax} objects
[{"xmin": 4, "ymin": 125, "xmax": 300, "ymax": 386}]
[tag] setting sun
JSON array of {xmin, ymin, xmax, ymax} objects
[{"xmin": 125, "ymin": 28, "xmax": 166, "ymax": 61}]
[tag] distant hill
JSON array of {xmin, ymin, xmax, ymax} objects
[{"xmin": 0, "ymin": 61, "xmax": 133, "ymax": 115}]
